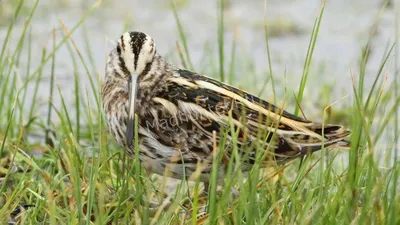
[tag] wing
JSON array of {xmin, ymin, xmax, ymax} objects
[{"xmin": 139, "ymin": 69, "xmax": 350, "ymax": 169}]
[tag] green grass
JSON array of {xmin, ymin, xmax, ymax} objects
[{"xmin": 0, "ymin": 0, "xmax": 399, "ymax": 224}]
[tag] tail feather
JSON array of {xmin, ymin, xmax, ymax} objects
[{"xmin": 273, "ymin": 123, "xmax": 351, "ymax": 162}]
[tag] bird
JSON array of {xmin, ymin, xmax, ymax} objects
[{"xmin": 101, "ymin": 31, "xmax": 350, "ymax": 188}]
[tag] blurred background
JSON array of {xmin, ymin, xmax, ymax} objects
[
  {"xmin": 0, "ymin": 0, "xmax": 398, "ymax": 150},
  {"xmin": 1, "ymin": 2, "xmax": 400, "ymax": 223}
]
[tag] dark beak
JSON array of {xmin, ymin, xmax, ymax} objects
[{"xmin": 126, "ymin": 75, "xmax": 138, "ymax": 147}]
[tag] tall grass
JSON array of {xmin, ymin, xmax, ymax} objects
[{"xmin": 0, "ymin": 0, "xmax": 399, "ymax": 224}]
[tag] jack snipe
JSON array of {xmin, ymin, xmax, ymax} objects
[{"xmin": 102, "ymin": 31, "xmax": 350, "ymax": 185}]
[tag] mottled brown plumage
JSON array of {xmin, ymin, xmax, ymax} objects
[{"xmin": 102, "ymin": 31, "xmax": 350, "ymax": 183}]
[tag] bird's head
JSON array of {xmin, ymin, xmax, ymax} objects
[
  {"xmin": 116, "ymin": 31, "xmax": 157, "ymax": 76},
  {"xmin": 105, "ymin": 31, "xmax": 158, "ymax": 147}
]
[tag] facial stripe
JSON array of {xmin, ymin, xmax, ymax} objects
[
  {"xmin": 139, "ymin": 62, "xmax": 152, "ymax": 78},
  {"xmin": 118, "ymin": 57, "xmax": 130, "ymax": 75},
  {"xmin": 122, "ymin": 33, "xmax": 135, "ymax": 73},
  {"xmin": 116, "ymin": 45, "xmax": 129, "ymax": 75},
  {"xmin": 120, "ymin": 35, "xmax": 126, "ymax": 51},
  {"xmin": 129, "ymin": 32, "xmax": 148, "ymax": 70}
]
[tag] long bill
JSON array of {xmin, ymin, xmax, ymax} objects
[{"xmin": 126, "ymin": 74, "xmax": 138, "ymax": 147}]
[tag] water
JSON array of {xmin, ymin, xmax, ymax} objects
[{"xmin": 0, "ymin": 0, "xmax": 398, "ymax": 152}]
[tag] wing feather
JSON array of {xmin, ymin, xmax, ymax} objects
[{"xmin": 140, "ymin": 69, "xmax": 350, "ymax": 168}]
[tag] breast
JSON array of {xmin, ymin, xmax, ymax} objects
[{"xmin": 102, "ymin": 83, "xmax": 130, "ymax": 148}]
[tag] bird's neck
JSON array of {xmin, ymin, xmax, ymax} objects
[
  {"xmin": 137, "ymin": 54, "xmax": 170, "ymax": 88},
  {"xmin": 134, "ymin": 55, "xmax": 173, "ymax": 111}
]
